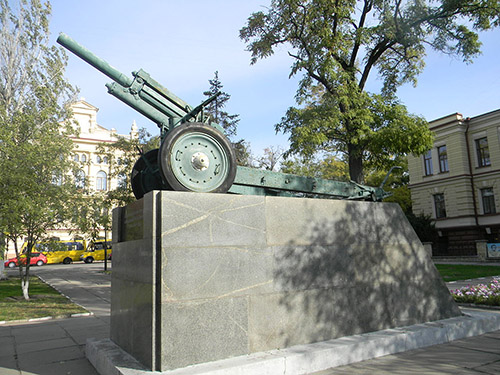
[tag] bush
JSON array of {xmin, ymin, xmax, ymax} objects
[{"xmin": 405, "ymin": 212, "xmax": 437, "ymax": 243}]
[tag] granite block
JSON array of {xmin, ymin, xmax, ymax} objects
[
  {"xmin": 160, "ymin": 296, "xmax": 249, "ymax": 370},
  {"xmin": 160, "ymin": 245, "xmax": 273, "ymax": 300},
  {"xmin": 159, "ymin": 191, "xmax": 266, "ymax": 247}
]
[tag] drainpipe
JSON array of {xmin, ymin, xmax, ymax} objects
[{"xmin": 464, "ymin": 118, "xmax": 480, "ymax": 227}]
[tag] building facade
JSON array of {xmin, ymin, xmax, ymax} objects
[
  {"xmin": 69, "ymin": 100, "xmax": 138, "ymax": 193},
  {"xmin": 5, "ymin": 100, "xmax": 138, "ymax": 257},
  {"xmin": 408, "ymin": 110, "xmax": 500, "ymax": 256}
]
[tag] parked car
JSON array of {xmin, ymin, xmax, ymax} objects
[{"xmin": 4, "ymin": 252, "xmax": 48, "ymax": 268}]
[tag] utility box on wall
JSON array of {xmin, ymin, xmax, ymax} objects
[{"xmin": 111, "ymin": 191, "xmax": 461, "ymax": 372}]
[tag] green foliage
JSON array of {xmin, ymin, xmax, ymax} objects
[
  {"xmin": 73, "ymin": 128, "xmax": 158, "ymax": 242},
  {"xmin": 0, "ymin": 0, "xmax": 77, "ymax": 299},
  {"xmin": 232, "ymin": 139, "xmax": 253, "ymax": 167},
  {"xmin": 241, "ymin": 0, "xmax": 500, "ymax": 182},
  {"xmin": 405, "ymin": 212, "xmax": 437, "ymax": 243},
  {"xmin": 203, "ymin": 71, "xmax": 240, "ymax": 138},
  {"xmin": 203, "ymin": 71, "xmax": 253, "ymax": 167},
  {"xmin": 281, "ymin": 154, "xmax": 349, "ymax": 181}
]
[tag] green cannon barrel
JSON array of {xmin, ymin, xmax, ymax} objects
[{"xmin": 57, "ymin": 33, "xmax": 132, "ymax": 88}]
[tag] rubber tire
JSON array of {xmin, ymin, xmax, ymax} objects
[
  {"xmin": 158, "ymin": 123, "xmax": 236, "ymax": 193},
  {"xmin": 7, "ymin": 262, "xmax": 15, "ymax": 268},
  {"xmin": 131, "ymin": 149, "xmax": 171, "ymax": 200},
  {"xmin": 63, "ymin": 257, "xmax": 72, "ymax": 264},
  {"xmin": 36, "ymin": 260, "xmax": 44, "ymax": 266},
  {"xmin": 84, "ymin": 257, "xmax": 94, "ymax": 264}
]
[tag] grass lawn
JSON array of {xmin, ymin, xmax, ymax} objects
[
  {"xmin": 0, "ymin": 275, "xmax": 88, "ymax": 322},
  {"xmin": 435, "ymin": 264, "xmax": 500, "ymax": 282}
]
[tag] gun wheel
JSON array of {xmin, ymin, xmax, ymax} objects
[
  {"xmin": 131, "ymin": 148, "xmax": 171, "ymax": 199},
  {"xmin": 159, "ymin": 123, "xmax": 236, "ymax": 193}
]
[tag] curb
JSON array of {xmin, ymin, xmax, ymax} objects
[
  {"xmin": 0, "ymin": 311, "xmax": 94, "ymax": 325},
  {"xmin": 86, "ymin": 309, "xmax": 500, "ymax": 375}
]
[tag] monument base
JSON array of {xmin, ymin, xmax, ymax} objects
[
  {"xmin": 111, "ymin": 191, "xmax": 461, "ymax": 371},
  {"xmin": 87, "ymin": 309, "xmax": 500, "ymax": 375}
]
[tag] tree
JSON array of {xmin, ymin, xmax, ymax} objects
[
  {"xmin": 257, "ymin": 145, "xmax": 284, "ymax": 171},
  {"xmin": 203, "ymin": 71, "xmax": 252, "ymax": 166},
  {"xmin": 203, "ymin": 71, "xmax": 240, "ymax": 137},
  {"xmin": 0, "ymin": 0, "xmax": 77, "ymax": 299},
  {"xmin": 240, "ymin": 0, "xmax": 500, "ymax": 182},
  {"xmin": 281, "ymin": 154, "xmax": 349, "ymax": 181}
]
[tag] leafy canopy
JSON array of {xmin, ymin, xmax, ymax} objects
[
  {"xmin": 0, "ymin": 0, "xmax": 77, "ymax": 299},
  {"xmin": 240, "ymin": 0, "xmax": 500, "ymax": 182}
]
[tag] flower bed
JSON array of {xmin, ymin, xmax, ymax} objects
[{"xmin": 451, "ymin": 278, "xmax": 500, "ymax": 306}]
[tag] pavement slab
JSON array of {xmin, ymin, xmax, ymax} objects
[{"xmin": 3, "ymin": 262, "xmax": 500, "ymax": 375}]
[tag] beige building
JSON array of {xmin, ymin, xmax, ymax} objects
[
  {"xmin": 69, "ymin": 100, "xmax": 138, "ymax": 193},
  {"xmin": 408, "ymin": 109, "xmax": 500, "ymax": 256},
  {"xmin": 6, "ymin": 100, "xmax": 138, "ymax": 257}
]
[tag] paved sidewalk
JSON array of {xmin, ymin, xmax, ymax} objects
[
  {"xmin": 0, "ymin": 263, "xmax": 110, "ymax": 375},
  {"xmin": 2, "ymin": 263, "xmax": 500, "ymax": 374},
  {"xmin": 313, "ymin": 310, "xmax": 500, "ymax": 374}
]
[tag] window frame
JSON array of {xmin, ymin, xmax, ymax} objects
[
  {"xmin": 423, "ymin": 150, "xmax": 433, "ymax": 176},
  {"xmin": 481, "ymin": 187, "xmax": 496, "ymax": 215},
  {"xmin": 475, "ymin": 137, "xmax": 491, "ymax": 168},
  {"xmin": 96, "ymin": 171, "xmax": 107, "ymax": 191},
  {"xmin": 437, "ymin": 145, "xmax": 449, "ymax": 173},
  {"xmin": 433, "ymin": 193, "xmax": 447, "ymax": 219}
]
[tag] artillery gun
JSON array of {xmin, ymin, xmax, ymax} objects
[{"xmin": 57, "ymin": 33, "xmax": 390, "ymax": 201}]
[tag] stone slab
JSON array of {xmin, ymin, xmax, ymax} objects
[
  {"xmin": 111, "ymin": 191, "xmax": 462, "ymax": 371},
  {"xmin": 87, "ymin": 310, "xmax": 500, "ymax": 375}
]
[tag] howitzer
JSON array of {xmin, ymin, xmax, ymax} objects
[{"xmin": 57, "ymin": 33, "xmax": 390, "ymax": 201}]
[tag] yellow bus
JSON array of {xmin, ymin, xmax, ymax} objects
[
  {"xmin": 23, "ymin": 240, "xmax": 87, "ymax": 264},
  {"xmin": 80, "ymin": 241, "xmax": 112, "ymax": 263}
]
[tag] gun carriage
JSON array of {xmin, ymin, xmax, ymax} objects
[{"xmin": 57, "ymin": 33, "xmax": 390, "ymax": 201}]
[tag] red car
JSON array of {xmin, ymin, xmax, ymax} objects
[{"xmin": 4, "ymin": 252, "xmax": 48, "ymax": 268}]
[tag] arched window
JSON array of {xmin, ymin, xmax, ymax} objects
[
  {"xmin": 75, "ymin": 170, "xmax": 86, "ymax": 189},
  {"xmin": 81, "ymin": 154, "xmax": 87, "ymax": 163},
  {"xmin": 96, "ymin": 155, "xmax": 102, "ymax": 164},
  {"xmin": 73, "ymin": 154, "xmax": 79, "ymax": 162},
  {"xmin": 96, "ymin": 171, "xmax": 107, "ymax": 191},
  {"xmin": 103, "ymin": 156, "xmax": 108, "ymax": 164}
]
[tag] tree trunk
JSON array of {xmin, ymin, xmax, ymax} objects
[
  {"xmin": 348, "ymin": 145, "xmax": 364, "ymax": 183},
  {"xmin": 0, "ymin": 262, "xmax": 6, "ymax": 280},
  {"xmin": 21, "ymin": 277, "xmax": 30, "ymax": 301}
]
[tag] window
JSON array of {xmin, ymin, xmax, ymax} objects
[
  {"xmin": 96, "ymin": 156, "xmax": 102, "ymax": 164},
  {"xmin": 73, "ymin": 154, "xmax": 79, "ymax": 162},
  {"xmin": 434, "ymin": 194, "xmax": 446, "ymax": 218},
  {"xmin": 118, "ymin": 172, "xmax": 127, "ymax": 188},
  {"xmin": 423, "ymin": 150, "xmax": 433, "ymax": 176},
  {"xmin": 475, "ymin": 137, "xmax": 491, "ymax": 167},
  {"xmin": 481, "ymin": 188, "xmax": 496, "ymax": 214},
  {"xmin": 103, "ymin": 156, "xmax": 108, "ymax": 164},
  {"xmin": 81, "ymin": 154, "xmax": 87, "ymax": 163},
  {"xmin": 96, "ymin": 171, "xmax": 107, "ymax": 191},
  {"xmin": 437, "ymin": 145, "xmax": 448, "ymax": 173},
  {"xmin": 75, "ymin": 170, "xmax": 86, "ymax": 189}
]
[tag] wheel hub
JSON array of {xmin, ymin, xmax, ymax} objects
[{"xmin": 191, "ymin": 152, "xmax": 210, "ymax": 171}]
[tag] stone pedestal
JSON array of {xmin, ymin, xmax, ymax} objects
[{"xmin": 111, "ymin": 191, "xmax": 461, "ymax": 372}]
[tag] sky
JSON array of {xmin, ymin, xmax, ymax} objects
[{"xmin": 48, "ymin": 0, "xmax": 500, "ymax": 157}]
